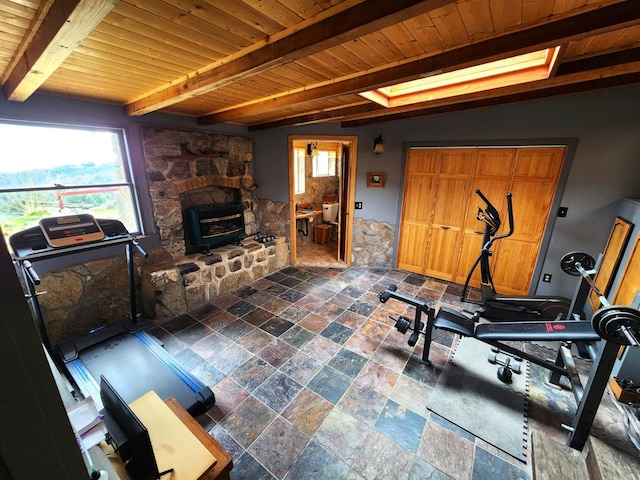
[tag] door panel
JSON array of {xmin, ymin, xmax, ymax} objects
[
  {"xmin": 402, "ymin": 176, "xmax": 436, "ymax": 224},
  {"xmin": 397, "ymin": 223, "xmax": 430, "ymax": 272},
  {"xmin": 396, "ymin": 149, "xmax": 438, "ymax": 273},
  {"xmin": 589, "ymin": 217, "xmax": 634, "ymax": 310},
  {"xmin": 509, "ymin": 181, "xmax": 558, "ymax": 242},
  {"xmin": 612, "ymin": 234, "xmax": 640, "ymax": 307},
  {"xmin": 432, "ymin": 176, "xmax": 471, "ymax": 228},
  {"xmin": 491, "ymin": 238, "xmax": 540, "ymax": 295},
  {"xmin": 456, "ymin": 231, "xmax": 485, "ymax": 287},
  {"xmin": 424, "ymin": 227, "xmax": 461, "ymax": 279},
  {"xmin": 514, "ymin": 147, "xmax": 564, "ymax": 179}
]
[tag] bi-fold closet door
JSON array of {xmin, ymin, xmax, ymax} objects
[{"xmin": 397, "ymin": 146, "xmax": 565, "ymax": 296}]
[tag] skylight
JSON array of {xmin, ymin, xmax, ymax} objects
[{"xmin": 360, "ymin": 47, "xmax": 561, "ymax": 108}]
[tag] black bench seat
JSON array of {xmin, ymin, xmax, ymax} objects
[{"xmin": 433, "ymin": 306, "xmax": 601, "ymax": 342}]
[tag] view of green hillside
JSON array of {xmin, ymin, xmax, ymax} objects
[{"xmin": 0, "ymin": 162, "xmax": 122, "ymax": 238}]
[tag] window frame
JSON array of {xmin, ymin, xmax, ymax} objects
[
  {"xmin": 293, "ymin": 147, "xmax": 306, "ymax": 194},
  {"xmin": 312, "ymin": 149, "xmax": 337, "ymax": 178}
]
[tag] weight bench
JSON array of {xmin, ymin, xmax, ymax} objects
[
  {"xmin": 432, "ymin": 306, "xmax": 603, "ymax": 385},
  {"xmin": 378, "ymin": 280, "xmax": 640, "ymax": 451},
  {"xmin": 434, "ymin": 306, "xmax": 602, "ymax": 342}
]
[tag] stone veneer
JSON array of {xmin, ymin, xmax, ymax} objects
[
  {"xmin": 351, "ymin": 217, "xmax": 395, "ymax": 267},
  {"xmin": 142, "ymin": 238, "xmax": 288, "ymax": 319}
]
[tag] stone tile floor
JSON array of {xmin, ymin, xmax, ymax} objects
[{"xmin": 146, "ymin": 266, "xmax": 609, "ymax": 480}]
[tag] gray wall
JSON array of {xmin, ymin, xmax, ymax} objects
[{"xmin": 252, "ymin": 84, "xmax": 640, "ymax": 299}]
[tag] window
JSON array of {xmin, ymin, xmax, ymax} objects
[
  {"xmin": 312, "ymin": 149, "xmax": 337, "ymax": 177},
  {"xmin": 0, "ymin": 122, "xmax": 141, "ymax": 246},
  {"xmin": 294, "ymin": 147, "xmax": 306, "ymax": 194}
]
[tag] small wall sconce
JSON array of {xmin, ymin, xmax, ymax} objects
[
  {"xmin": 307, "ymin": 142, "xmax": 319, "ymax": 158},
  {"xmin": 373, "ymin": 134, "xmax": 384, "ymax": 154}
]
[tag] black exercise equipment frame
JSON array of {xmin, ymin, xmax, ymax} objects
[
  {"xmin": 379, "ymin": 259, "xmax": 640, "ymax": 451},
  {"xmin": 461, "ymin": 190, "xmax": 573, "ymax": 321}
]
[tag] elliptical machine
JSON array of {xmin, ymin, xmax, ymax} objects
[{"xmin": 461, "ymin": 190, "xmax": 573, "ymax": 321}]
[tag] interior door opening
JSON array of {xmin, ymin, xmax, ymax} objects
[{"xmin": 288, "ymin": 135, "xmax": 358, "ymax": 267}]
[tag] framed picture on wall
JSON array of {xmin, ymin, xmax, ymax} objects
[{"xmin": 367, "ymin": 172, "xmax": 385, "ymax": 188}]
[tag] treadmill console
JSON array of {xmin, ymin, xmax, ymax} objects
[
  {"xmin": 39, "ymin": 214, "xmax": 105, "ymax": 247},
  {"xmin": 10, "ymin": 216, "xmax": 131, "ymax": 260}
]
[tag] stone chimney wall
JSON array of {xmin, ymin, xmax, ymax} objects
[{"xmin": 141, "ymin": 127, "xmax": 258, "ymax": 258}]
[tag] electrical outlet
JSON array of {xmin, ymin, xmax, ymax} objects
[
  {"xmin": 355, "ymin": 201, "xmax": 363, "ymax": 209},
  {"xmin": 542, "ymin": 273, "xmax": 552, "ymax": 283}
]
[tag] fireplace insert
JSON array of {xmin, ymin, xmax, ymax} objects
[{"xmin": 184, "ymin": 203, "xmax": 245, "ymax": 252}]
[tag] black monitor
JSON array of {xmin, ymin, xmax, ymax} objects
[{"xmin": 99, "ymin": 376, "xmax": 162, "ymax": 480}]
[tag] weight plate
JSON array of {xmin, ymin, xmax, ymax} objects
[
  {"xmin": 592, "ymin": 305, "xmax": 640, "ymax": 345},
  {"xmin": 560, "ymin": 251, "xmax": 596, "ymax": 276}
]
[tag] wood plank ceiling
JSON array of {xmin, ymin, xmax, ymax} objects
[{"xmin": 1, "ymin": 0, "xmax": 639, "ymax": 130}]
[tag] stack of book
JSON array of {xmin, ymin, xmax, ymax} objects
[{"xmin": 66, "ymin": 396, "xmax": 107, "ymax": 451}]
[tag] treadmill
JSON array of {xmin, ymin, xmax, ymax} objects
[{"xmin": 10, "ymin": 214, "xmax": 214, "ymax": 415}]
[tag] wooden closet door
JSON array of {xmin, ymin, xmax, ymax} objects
[
  {"xmin": 612, "ymin": 233, "xmax": 640, "ymax": 307},
  {"xmin": 589, "ymin": 217, "xmax": 633, "ymax": 311},
  {"xmin": 397, "ymin": 145, "xmax": 565, "ymax": 294},
  {"xmin": 424, "ymin": 148, "xmax": 474, "ymax": 279},
  {"xmin": 454, "ymin": 148, "xmax": 515, "ymax": 286},
  {"xmin": 491, "ymin": 147, "xmax": 565, "ymax": 295},
  {"xmin": 396, "ymin": 149, "xmax": 439, "ymax": 272}
]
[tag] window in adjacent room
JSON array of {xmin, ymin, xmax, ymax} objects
[
  {"xmin": 312, "ymin": 149, "xmax": 337, "ymax": 177},
  {"xmin": 0, "ymin": 122, "xmax": 141, "ymax": 244},
  {"xmin": 294, "ymin": 147, "xmax": 306, "ymax": 194}
]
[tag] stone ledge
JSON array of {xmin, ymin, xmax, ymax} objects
[{"xmin": 141, "ymin": 237, "xmax": 289, "ymax": 318}]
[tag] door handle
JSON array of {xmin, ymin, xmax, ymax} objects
[{"xmin": 440, "ymin": 226, "xmax": 450, "ymax": 230}]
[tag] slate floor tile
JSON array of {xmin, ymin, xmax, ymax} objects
[
  {"xmin": 281, "ymin": 388, "xmax": 333, "ymax": 437},
  {"xmin": 328, "ymin": 348, "xmax": 368, "ymax": 378},
  {"xmin": 249, "ymin": 417, "xmax": 309, "ymax": 479},
  {"xmin": 253, "ymin": 371, "xmax": 303, "ymax": 413},
  {"xmin": 375, "ymin": 399, "xmax": 426, "ymax": 452},
  {"xmin": 307, "ymin": 365, "xmax": 352, "ymax": 404},
  {"xmin": 219, "ymin": 396, "xmax": 277, "ymax": 449},
  {"xmin": 260, "ymin": 316, "xmax": 294, "ymax": 337},
  {"xmin": 284, "ymin": 441, "xmax": 350, "ymax": 480}
]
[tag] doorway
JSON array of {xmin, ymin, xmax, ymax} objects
[{"xmin": 288, "ymin": 135, "xmax": 358, "ymax": 267}]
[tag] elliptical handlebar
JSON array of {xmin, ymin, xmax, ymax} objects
[
  {"xmin": 475, "ymin": 190, "xmax": 514, "ymax": 241},
  {"xmin": 495, "ymin": 192, "xmax": 514, "ymax": 241}
]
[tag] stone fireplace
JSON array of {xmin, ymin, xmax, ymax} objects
[
  {"xmin": 141, "ymin": 127, "xmax": 259, "ymax": 259},
  {"xmin": 137, "ymin": 127, "xmax": 289, "ymax": 318}
]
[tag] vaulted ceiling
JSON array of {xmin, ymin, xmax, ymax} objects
[{"xmin": 2, "ymin": 0, "xmax": 639, "ymax": 130}]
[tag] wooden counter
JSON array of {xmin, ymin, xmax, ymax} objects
[{"xmin": 162, "ymin": 397, "xmax": 233, "ymax": 480}]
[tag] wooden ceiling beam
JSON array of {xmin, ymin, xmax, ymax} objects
[
  {"xmin": 248, "ymin": 103, "xmax": 386, "ymax": 131},
  {"xmin": 124, "ymin": 0, "xmax": 457, "ymax": 116},
  {"xmin": 556, "ymin": 47, "xmax": 640, "ymax": 76},
  {"xmin": 3, "ymin": 0, "xmax": 119, "ymax": 102},
  {"xmin": 199, "ymin": 1, "xmax": 640, "ymax": 125}
]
